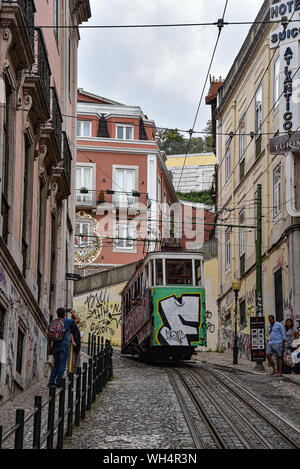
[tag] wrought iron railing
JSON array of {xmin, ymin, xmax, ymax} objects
[
  {"xmin": 63, "ymin": 132, "xmax": 72, "ymax": 190},
  {"xmin": 20, "ymin": 0, "xmax": 35, "ymax": 52},
  {"xmin": 1, "ymin": 195, "xmax": 9, "ymax": 245},
  {"xmin": 51, "ymin": 88, "xmax": 63, "ymax": 152},
  {"xmin": 0, "ymin": 339, "xmax": 113, "ymax": 449},
  {"xmin": 75, "ymin": 189, "xmax": 97, "ymax": 207},
  {"xmin": 21, "ymin": 237, "xmax": 28, "ymax": 278},
  {"xmin": 37, "ymin": 29, "xmax": 51, "ymax": 112},
  {"xmin": 3, "ymin": 0, "xmax": 36, "ymax": 52}
]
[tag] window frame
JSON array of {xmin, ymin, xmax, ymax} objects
[
  {"xmin": 76, "ymin": 163, "xmax": 96, "ymax": 204},
  {"xmin": 75, "ymin": 220, "xmax": 93, "ymax": 248},
  {"xmin": 77, "ymin": 120, "xmax": 92, "ymax": 138},
  {"xmin": 225, "ymin": 227, "xmax": 231, "ymax": 271},
  {"xmin": 225, "ymin": 138, "xmax": 232, "ymax": 183},
  {"xmin": 115, "ymin": 124, "xmax": 134, "ymax": 140},
  {"xmin": 239, "ymin": 209, "xmax": 246, "ymax": 277},
  {"xmin": 255, "ymin": 84, "xmax": 263, "ymax": 137},
  {"xmin": 273, "ymin": 164, "xmax": 282, "ymax": 218},
  {"xmin": 114, "ymin": 223, "xmax": 135, "ymax": 251},
  {"xmin": 239, "ymin": 113, "xmax": 246, "ymax": 162},
  {"xmin": 112, "ymin": 165, "xmax": 139, "ymax": 208}
]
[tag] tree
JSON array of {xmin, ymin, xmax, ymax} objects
[{"xmin": 157, "ymin": 120, "xmax": 213, "ymax": 155}]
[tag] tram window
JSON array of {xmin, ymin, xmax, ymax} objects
[
  {"xmin": 195, "ymin": 260, "xmax": 202, "ymax": 286},
  {"xmin": 149, "ymin": 260, "xmax": 154, "ymax": 287},
  {"xmin": 166, "ymin": 259, "xmax": 192, "ymax": 285},
  {"xmin": 156, "ymin": 259, "xmax": 163, "ymax": 285}
]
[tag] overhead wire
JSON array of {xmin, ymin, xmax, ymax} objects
[
  {"xmin": 176, "ymin": 0, "xmax": 229, "ymax": 192},
  {"xmin": 2, "ymin": 18, "xmax": 300, "ymax": 30},
  {"xmin": 216, "ymin": 7, "xmax": 299, "ymax": 207}
]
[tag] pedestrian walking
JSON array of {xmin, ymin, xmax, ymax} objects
[
  {"xmin": 47, "ymin": 308, "xmax": 80, "ymax": 387},
  {"xmin": 282, "ymin": 318, "xmax": 299, "ymax": 374},
  {"xmin": 291, "ymin": 339, "xmax": 300, "ymax": 374},
  {"xmin": 266, "ymin": 315, "xmax": 286, "ymax": 377},
  {"xmin": 70, "ymin": 323, "xmax": 81, "ymax": 374},
  {"xmin": 285, "ymin": 318, "xmax": 299, "ymax": 349}
]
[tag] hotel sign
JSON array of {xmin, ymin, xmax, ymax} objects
[
  {"xmin": 269, "ymin": 1, "xmax": 300, "ymax": 134},
  {"xmin": 269, "ymin": 131, "xmax": 300, "ymax": 153}
]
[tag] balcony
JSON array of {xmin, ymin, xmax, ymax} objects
[
  {"xmin": 63, "ymin": 132, "xmax": 72, "ymax": 192},
  {"xmin": 51, "ymin": 87, "xmax": 63, "ymax": 153},
  {"xmin": 1, "ymin": 0, "xmax": 36, "ymax": 68},
  {"xmin": 23, "ymin": 27, "xmax": 51, "ymax": 123},
  {"xmin": 75, "ymin": 189, "xmax": 97, "ymax": 208}
]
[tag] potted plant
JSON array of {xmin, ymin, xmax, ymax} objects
[
  {"xmin": 97, "ymin": 190, "xmax": 105, "ymax": 204},
  {"xmin": 80, "ymin": 187, "xmax": 89, "ymax": 194}
]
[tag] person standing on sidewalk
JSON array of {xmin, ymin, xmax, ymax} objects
[
  {"xmin": 47, "ymin": 308, "xmax": 80, "ymax": 387},
  {"xmin": 70, "ymin": 323, "xmax": 81, "ymax": 374},
  {"xmin": 266, "ymin": 315, "xmax": 286, "ymax": 377}
]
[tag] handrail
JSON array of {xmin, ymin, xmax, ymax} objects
[{"xmin": 0, "ymin": 338, "xmax": 113, "ymax": 449}]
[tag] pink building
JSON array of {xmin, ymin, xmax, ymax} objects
[
  {"xmin": 0, "ymin": 1, "xmax": 91, "ymax": 401},
  {"xmin": 75, "ymin": 89, "xmax": 178, "ymax": 274}
]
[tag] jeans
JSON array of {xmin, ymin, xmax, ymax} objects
[{"xmin": 49, "ymin": 348, "xmax": 69, "ymax": 385}]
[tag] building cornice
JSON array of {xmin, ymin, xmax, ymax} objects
[
  {"xmin": 77, "ymin": 137, "xmax": 156, "ymax": 146},
  {"xmin": 216, "ymin": 0, "xmax": 274, "ymax": 117},
  {"xmin": 77, "ymin": 145, "xmax": 159, "ymax": 155}
]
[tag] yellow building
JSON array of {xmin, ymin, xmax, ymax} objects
[
  {"xmin": 166, "ymin": 153, "xmax": 216, "ymax": 193},
  {"xmin": 212, "ymin": 0, "xmax": 300, "ymax": 359}
]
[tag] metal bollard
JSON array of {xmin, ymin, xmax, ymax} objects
[
  {"xmin": 14, "ymin": 409, "xmax": 25, "ymax": 449},
  {"xmin": 88, "ymin": 333, "xmax": 91, "ymax": 356},
  {"xmin": 86, "ymin": 357, "xmax": 92, "ymax": 411},
  {"xmin": 57, "ymin": 379, "xmax": 66, "ymax": 449},
  {"xmin": 67, "ymin": 372, "xmax": 74, "ymax": 437},
  {"xmin": 33, "ymin": 396, "xmax": 42, "ymax": 449},
  {"xmin": 75, "ymin": 367, "xmax": 82, "ymax": 427},
  {"xmin": 47, "ymin": 386, "xmax": 56, "ymax": 449},
  {"xmin": 81, "ymin": 362, "xmax": 87, "ymax": 420}
]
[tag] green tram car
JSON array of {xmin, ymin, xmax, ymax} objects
[{"xmin": 121, "ymin": 249, "xmax": 207, "ymax": 363}]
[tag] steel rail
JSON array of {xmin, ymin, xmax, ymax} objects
[
  {"xmin": 185, "ymin": 368, "xmax": 274, "ymax": 449},
  {"xmin": 201, "ymin": 367, "xmax": 300, "ymax": 449},
  {"xmin": 167, "ymin": 371, "xmax": 208, "ymax": 449},
  {"xmin": 175, "ymin": 369, "xmax": 256, "ymax": 449},
  {"xmin": 170, "ymin": 369, "xmax": 233, "ymax": 449}
]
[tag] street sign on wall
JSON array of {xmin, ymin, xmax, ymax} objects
[
  {"xmin": 269, "ymin": 131, "xmax": 300, "ymax": 154},
  {"xmin": 250, "ymin": 317, "xmax": 266, "ymax": 362}
]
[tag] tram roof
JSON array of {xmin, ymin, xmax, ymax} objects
[{"xmin": 144, "ymin": 250, "xmax": 205, "ymax": 263}]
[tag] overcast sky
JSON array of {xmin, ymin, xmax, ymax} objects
[{"xmin": 78, "ymin": 0, "xmax": 264, "ymax": 135}]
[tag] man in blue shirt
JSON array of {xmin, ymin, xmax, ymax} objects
[
  {"xmin": 48, "ymin": 308, "xmax": 80, "ymax": 387},
  {"xmin": 266, "ymin": 315, "xmax": 286, "ymax": 377}
]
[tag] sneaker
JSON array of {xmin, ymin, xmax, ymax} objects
[{"xmin": 47, "ymin": 382, "xmax": 57, "ymax": 388}]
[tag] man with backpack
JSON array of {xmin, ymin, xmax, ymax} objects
[{"xmin": 47, "ymin": 307, "xmax": 80, "ymax": 387}]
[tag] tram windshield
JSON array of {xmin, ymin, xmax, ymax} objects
[{"xmin": 166, "ymin": 259, "xmax": 193, "ymax": 285}]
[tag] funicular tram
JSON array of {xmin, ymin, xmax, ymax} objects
[{"xmin": 121, "ymin": 248, "xmax": 207, "ymax": 363}]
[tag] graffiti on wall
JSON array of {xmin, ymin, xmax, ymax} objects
[
  {"xmin": 153, "ymin": 288, "xmax": 207, "ymax": 347},
  {"xmin": 74, "ymin": 283, "xmax": 125, "ymax": 346},
  {"xmin": 1, "ymin": 266, "xmax": 47, "ymax": 400}
]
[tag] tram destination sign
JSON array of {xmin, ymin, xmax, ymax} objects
[
  {"xmin": 250, "ymin": 317, "xmax": 266, "ymax": 362},
  {"xmin": 269, "ymin": 131, "xmax": 300, "ymax": 154}
]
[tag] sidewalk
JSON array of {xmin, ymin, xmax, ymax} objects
[
  {"xmin": 194, "ymin": 350, "xmax": 300, "ymax": 386},
  {"xmin": 0, "ymin": 351, "xmax": 90, "ymax": 449}
]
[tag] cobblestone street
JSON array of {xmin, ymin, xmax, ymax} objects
[
  {"xmin": 63, "ymin": 349, "xmax": 300, "ymax": 450},
  {"xmin": 1, "ymin": 348, "xmax": 300, "ymax": 450},
  {"xmin": 64, "ymin": 349, "xmax": 194, "ymax": 449}
]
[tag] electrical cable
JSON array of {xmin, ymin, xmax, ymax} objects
[{"xmin": 176, "ymin": 0, "xmax": 228, "ymax": 193}]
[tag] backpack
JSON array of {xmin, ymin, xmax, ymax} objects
[{"xmin": 48, "ymin": 319, "xmax": 66, "ymax": 343}]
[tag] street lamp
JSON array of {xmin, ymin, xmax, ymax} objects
[{"xmin": 232, "ymin": 280, "xmax": 241, "ymax": 365}]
